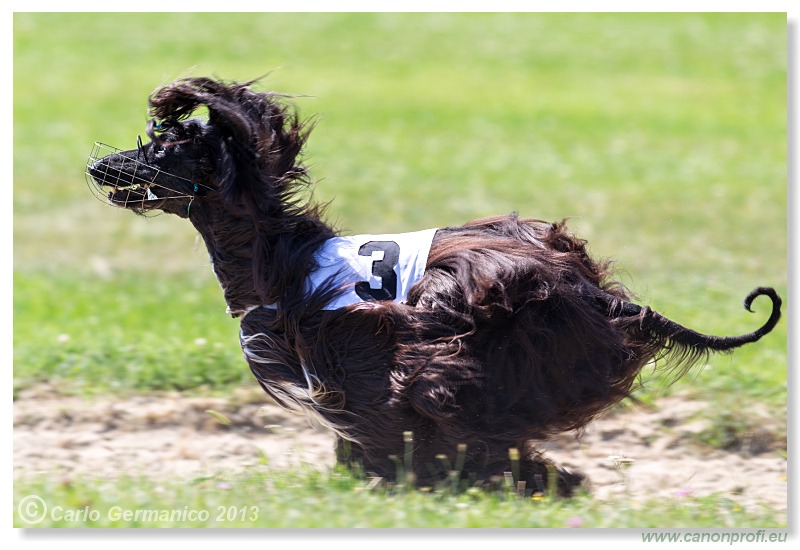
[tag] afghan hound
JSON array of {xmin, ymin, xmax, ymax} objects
[{"xmin": 86, "ymin": 77, "xmax": 781, "ymax": 495}]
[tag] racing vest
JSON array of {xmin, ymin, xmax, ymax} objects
[{"xmin": 308, "ymin": 228, "xmax": 438, "ymax": 310}]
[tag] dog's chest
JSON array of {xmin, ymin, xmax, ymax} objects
[{"xmin": 309, "ymin": 228, "xmax": 438, "ymax": 309}]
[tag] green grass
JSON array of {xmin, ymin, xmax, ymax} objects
[
  {"xmin": 13, "ymin": 13, "xmax": 787, "ymax": 528},
  {"xmin": 13, "ymin": 272, "xmax": 250, "ymax": 397},
  {"xmin": 13, "ymin": 466, "xmax": 784, "ymax": 528}
]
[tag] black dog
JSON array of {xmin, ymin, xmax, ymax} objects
[{"xmin": 87, "ymin": 77, "xmax": 781, "ymax": 494}]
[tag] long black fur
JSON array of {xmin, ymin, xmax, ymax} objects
[{"xmin": 87, "ymin": 77, "xmax": 782, "ymax": 495}]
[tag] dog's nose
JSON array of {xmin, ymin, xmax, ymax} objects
[
  {"xmin": 87, "ymin": 142, "xmax": 119, "ymax": 176},
  {"xmin": 86, "ymin": 153, "xmax": 117, "ymax": 187},
  {"xmin": 87, "ymin": 158, "xmax": 106, "ymax": 179}
]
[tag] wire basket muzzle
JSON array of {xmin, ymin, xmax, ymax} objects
[{"xmin": 85, "ymin": 141, "xmax": 197, "ymax": 208}]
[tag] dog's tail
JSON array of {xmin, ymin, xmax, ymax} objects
[{"xmin": 586, "ymin": 286, "xmax": 781, "ymax": 373}]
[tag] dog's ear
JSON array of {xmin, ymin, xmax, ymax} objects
[
  {"xmin": 148, "ymin": 77, "xmax": 256, "ymax": 146},
  {"xmin": 148, "ymin": 77, "xmax": 311, "ymax": 218},
  {"xmin": 148, "ymin": 77, "xmax": 214, "ymax": 129}
]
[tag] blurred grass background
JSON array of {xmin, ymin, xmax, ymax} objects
[
  {"xmin": 14, "ymin": 12, "xmax": 785, "ymax": 399},
  {"xmin": 13, "ymin": 13, "xmax": 787, "ymax": 526}
]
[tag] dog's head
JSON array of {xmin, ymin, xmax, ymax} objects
[{"xmin": 86, "ymin": 77, "xmax": 310, "ymax": 219}]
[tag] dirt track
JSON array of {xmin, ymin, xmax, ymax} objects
[{"xmin": 13, "ymin": 384, "xmax": 786, "ymax": 514}]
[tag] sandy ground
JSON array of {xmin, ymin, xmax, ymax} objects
[{"xmin": 13, "ymin": 383, "xmax": 787, "ymax": 513}]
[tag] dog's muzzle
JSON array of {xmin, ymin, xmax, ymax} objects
[{"xmin": 85, "ymin": 141, "xmax": 197, "ymax": 208}]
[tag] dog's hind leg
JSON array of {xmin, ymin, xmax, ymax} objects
[
  {"xmin": 472, "ymin": 445, "xmax": 586, "ymax": 497},
  {"xmin": 516, "ymin": 448, "xmax": 587, "ymax": 497}
]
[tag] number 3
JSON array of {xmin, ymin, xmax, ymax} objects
[{"xmin": 355, "ymin": 241, "xmax": 400, "ymax": 301}]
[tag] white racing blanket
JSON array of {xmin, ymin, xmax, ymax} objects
[{"xmin": 308, "ymin": 228, "xmax": 438, "ymax": 310}]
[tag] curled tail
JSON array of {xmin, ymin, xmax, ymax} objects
[{"xmin": 587, "ymin": 286, "xmax": 782, "ymax": 375}]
